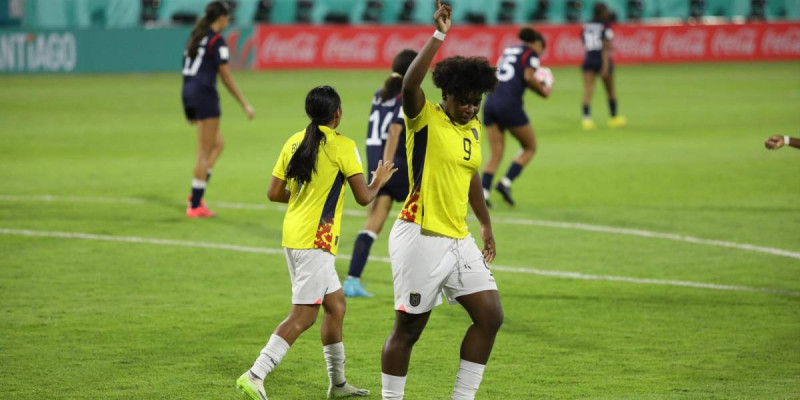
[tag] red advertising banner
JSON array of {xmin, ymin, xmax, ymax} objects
[{"xmin": 254, "ymin": 22, "xmax": 800, "ymax": 69}]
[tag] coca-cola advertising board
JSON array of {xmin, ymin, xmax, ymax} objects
[{"xmin": 254, "ymin": 22, "xmax": 800, "ymax": 69}]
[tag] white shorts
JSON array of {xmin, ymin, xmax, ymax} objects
[
  {"xmin": 284, "ymin": 248, "xmax": 342, "ymax": 305},
  {"xmin": 388, "ymin": 220, "xmax": 498, "ymax": 314}
]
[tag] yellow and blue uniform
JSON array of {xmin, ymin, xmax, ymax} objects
[
  {"xmin": 399, "ymin": 100, "xmax": 482, "ymax": 239},
  {"xmin": 273, "ymin": 126, "xmax": 363, "ymax": 255}
]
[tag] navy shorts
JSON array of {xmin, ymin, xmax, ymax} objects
[
  {"xmin": 483, "ymin": 96, "xmax": 529, "ymax": 128},
  {"xmin": 367, "ymin": 148, "xmax": 409, "ymax": 202},
  {"xmin": 582, "ymin": 53, "xmax": 614, "ymax": 73},
  {"xmin": 182, "ymin": 84, "xmax": 221, "ymax": 120}
]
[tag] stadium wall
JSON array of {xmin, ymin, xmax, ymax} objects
[{"xmin": 0, "ymin": 22, "xmax": 797, "ymax": 74}]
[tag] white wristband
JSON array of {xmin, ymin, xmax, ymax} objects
[
  {"xmin": 785, "ymin": 135, "xmax": 791, "ymax": 146},
  {"xmin": 433, "ymin": 30, "xmax": 447, "ymax": 41}
]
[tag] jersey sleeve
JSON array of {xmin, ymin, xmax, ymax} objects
[
  {"xmin": 338, "ymin": 139, "xmax": 364, "ymax": 178},
  {"xmin": 211, "ymin": 35, "xmax": 230, "ymax": 66},
  {"xmin": 527, "ymin": 53, "xmax": 541, "ymax": 70},
  {"xmin": 604, "ymin": 26, "xmax": 614, "ymax": 41},
  {"xmin": 404, "ymin": 100, "xmax": 433, "ymax": 132},
  {"xmin": 272, "ymin": 140, "xmax": 291, "ymax": 180},
  {"xmin": 392, "ymin": 101, "xmax": 405, "ymax": 126}
]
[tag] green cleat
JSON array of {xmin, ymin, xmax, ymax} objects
[
  {"xmin": 328, "ymin": 381, "xmax": 370, "ymax": 398},
  {"xmin": 237, "ymin": 371, "xmax": 268, "ymax": 400}
]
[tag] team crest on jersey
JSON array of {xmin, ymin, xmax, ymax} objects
[
  {"xmin": 471, "ymin": 128, "xmax": 479, "ymax": 140},
  {"xmin": 409, "ymin": 292, "xmax": 421, "ymax": 307}
]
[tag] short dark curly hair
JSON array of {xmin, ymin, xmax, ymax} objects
[{"xmin": 432, "ymin": 56, "xmax": 497, "ymax": 99}]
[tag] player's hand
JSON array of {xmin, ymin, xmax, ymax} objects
[
  {"xmin": 764, "ymin": 135, "xmax": 785, "ymax": 150},
  {"xmin": 542, "ymin": 85, "xmax": 552, "ymax": 98},
  {"xmin": 434, "ymin": 0, "xmax": 452, "ymax": 33},
  {"xmin": 371, "ymin": 160, "xmax": 399, "ymax": 188},
  {"xmin": 243, "ymin": 103, "xmax": 255, "ymax": 120},
  {"xmin": 480, "ymin": 224, "xmax": 496, "ymax": 263}
]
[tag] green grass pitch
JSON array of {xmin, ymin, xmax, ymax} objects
[{"xmin": 1, "ymin": 62, "xmax": 799, "ymax": 399}]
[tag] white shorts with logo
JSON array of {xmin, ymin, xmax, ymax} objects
[
  {"xmin": 284, "ymin": 248, "xmax": 342, "ymax": 305},
  {"xmin": 388, "ymin": 219, "xmax": 498, "ymax": 314}
]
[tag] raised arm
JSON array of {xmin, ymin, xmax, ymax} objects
[
  {"xmin": 402, "ymin": 0, "xmax": 452, "ymax": 119},
  {"xmin": 468, "ymin": 173, "xmax": 496, "ymax": 262},
  {"xmin": 348, "ymin": 160, "xmax": 398, "ymax": 206},
  {"xmin": 219, "ymin": 64, "xmax": 255, "ymax": 120}
]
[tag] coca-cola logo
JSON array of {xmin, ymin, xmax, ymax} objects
[
  {"xmin": 383, "ymin": 33, "xmax": 430, "ymax": 63},
  {"xmin": 553, "ymin": 32, "xmax": 584, "ymax": 60},
  {"xmin": 711, "ymin": 28, "xmax": 757, "ymax": 56},
  {"xmin": 660, "ymin": 29, "xmax": 707, "ymax": 58},
  {"xmin": 441, "ymin": 33, "xmax": 495, "ymax": 59},
  {"xmin": 761, "ymin": 28, "xmax": 800, "ymax": 55},
  {"xmin": 322, "ymin": 33, "xmax": 380, "ymax": 63},
  {"xmin": 615, "ymin": 30, "xmax": 655, "ymax": 59},
  {"xmin": 260, "ymin": 32, "xmax": 317, "ymax": 63}
]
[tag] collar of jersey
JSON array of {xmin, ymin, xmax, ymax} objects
[
  {"xmin": 318, "ymin": 125, "xmax": 339, "ymax": 137},
  {"xmin": 434, "ymin": 102, "xmax": 477, "ymax": 128}
]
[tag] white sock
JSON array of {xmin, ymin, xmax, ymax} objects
[
  {"xmin": 323, "ymin": 342, "xmax": 346, "ymax": 386},
  {"xmin": 482, "ymin": 188, "xmax": 490, "ymax": 200},
  {"xmin": 381, "ymin": 373, "xmax": 406, "ymax": 400},
  {"xmin": 250, "ymin": 334, "xmax": 290, "ymax": 380},
  {"xmin": 191, "ymin": 178, "xmax": 207, "ymax": 189},
  {"xmin": 500, "ymin": 177, "xmax": 512, "ymax": 188},
  {"xmin": 451, "ymin": 359, "xmax": 486, "ymax": 400}
]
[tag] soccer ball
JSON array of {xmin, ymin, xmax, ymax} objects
[{"xmin": 535, "ymin": 67, "xmax": 554, "ymax": 89}]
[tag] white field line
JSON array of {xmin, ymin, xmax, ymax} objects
[
  {"xmin": 1, "ymin": 194, "xmax": 799, "ymax": 260},
  {"xmin": 1, "ymin": 228, "xmax": 798, "ymax": 297}
]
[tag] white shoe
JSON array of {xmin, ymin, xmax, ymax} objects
[
  {"xmin": 237, "ymin": 371, "xmax": 268, "ymax": 400},
  {"xmin": 328, "ymin": 381, "xmax": 370, "ymax": 398}
]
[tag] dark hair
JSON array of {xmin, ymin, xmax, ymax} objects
[
  {"xmin": 379, "ymin": 49, "xmax": 418, "ymax": 102},
  {"xmin": 432, "ymin": 56, "xmax": 498, "ymax": 99},
  {"xmin": 285, "ymin": 86, "xmax": 342, "ymax": 186},
  {"xmin": 593, "ymin": 2, "xmax": 609, "ymax": 21},
  {"xmin": 518, "ymin": 27, "xmax": 546, "ymax": 49},
  {"xmin": 186, "ymin": 1, "xmax": 230, "ymax": 58}
]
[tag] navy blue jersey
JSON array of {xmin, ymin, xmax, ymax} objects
[
  {"xmin": 182, "ymin": 31, "xmax": 229, "ymax": 90},
  {"xmin": 365, "ymin": 89, "xmax": 406, "ymax": 171},
  {"xmin": 581, "ymin": 22, "xmax": 613, "ymax": 58},
  {"xmin": 490, "ymin": 45, "xmax": 540, "ymax": 105}
]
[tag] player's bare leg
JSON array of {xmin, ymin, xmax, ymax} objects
[
  {"xmin": 452, "ymin": 290, "xmax": 503, "ymax": 400},
  {"xmin": 344, "ymin": 195, "xmax": 393, "ymax": 297},
  {"xmin": 582, "ymin": 71, "xmax": 597, "ymax": 130},
  {"xmin": 495, "ymin": 124, "xmax": 536, "ymax": 206},
  {"xmin": 381, "ymin": 311, "xmax": 432, "ymax": 399},
  {"xmin": 602, "ymin": 71, "xmax": 626, "ymax": 127},
  {"xmin": 206, "ymin": 128, "xmax": 225, "ymax": 180},
  {"xmin": 188, "ymin": 118, "xmax": 220, "ymax": 217},
  {"xmin": 321, "ymin": 290, "xmax": 370, "ymax": 398},
  {"xmin": 481, "ymin": 124, "xmax": 505, "ymax": 206}
]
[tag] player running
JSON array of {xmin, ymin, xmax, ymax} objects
[
  {"xmin": 343, "ymin": 49, "xmax": 418, "ymax": 298},
  {"xmin": 236, "ymin": 86, "xmax": 396, "ymax": 400},
  {"xmin": 380, "ymin": 2, "xmax": 502, "ymax": 399},
  {"xmin": 482, "ymin": 27, "xmax": 550, "ymax": 207},
  {"xmin": 580, "ymin": 2, "xmax": 626, "ymax": 130},
  {"xmin": 181, "ymin": 0, "xmax": 254, "ymax": 218}
]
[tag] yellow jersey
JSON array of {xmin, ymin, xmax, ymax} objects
[
  {"xmin": 272, "ymin": 125, "xmax": 364, "ymax": 255},
  {"xmin": 399, "ymin": 100, "xmax": 482, "ymax": 239}
]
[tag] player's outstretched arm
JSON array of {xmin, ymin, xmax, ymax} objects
[
  {"xmin": 347, "ymin": 160, "xmax": 398, "ymax": 206},
  {"xmin": 267, "ymin": 176, "xmax": 290, "ymax": 203},
  {"xmin": 523, "ymin": 68, "xmax": 550, "ymax": 98},
  {"xmin": 765, "ymin": 135, "xmax": 798, "ymax": 150},
  {"xmin": 219, "ymin": 64, "xmax": 254, "ymax": 120},
  {"xmin": 402, "ymin": 0, "xmax": 452, "ymax": 119},
  {"xmin": 468, "ymin": 173, "xmax": 496, "ymax": 262}
]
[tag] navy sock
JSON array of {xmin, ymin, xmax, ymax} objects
[
  {"xmin": 482, "ymin": 172, "xmax": 494, "ymax": 191},
  {"xmin": 504, "ymin": 162, "xmax": 524, "ymax": 182},
  {"xmin": 609, "ymin": 99, "xmax": 617, "ymax": 117},
  {"xmin": 582, "ymin": 104, "xmax": 590, "ymax": 118},
  {"xmin": 190, "ymin": 187, "xmax": 205, "ymax": 208},
  {"xmin": 347, "ymin": 232, "xmax": 375, "ymax": 278}
]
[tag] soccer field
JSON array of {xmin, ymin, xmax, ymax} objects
[{"xmin": 1, "ymin": 62, "xmax": 799, "ymax": 399}]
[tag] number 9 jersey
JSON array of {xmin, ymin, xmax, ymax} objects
[{"xmin": 181, "ymin": 31, "xmax": 230, "ymax": 120}]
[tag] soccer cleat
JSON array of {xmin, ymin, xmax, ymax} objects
[
  {"xmin": 494, "ymin": 182, "xmax": 515, "ymax": 206},
  {"xmin": 328, "ymin": 382, "xmax": 370, "ymax": 398},
  {"xmin": 186, "ymin": 204, "xmax": 216, "ymax": 218},
  {"xmin": 581, "ymin": 118, "xmax": 596, "ymax": 131},
  {"xmin": 608, "ymin": 115, "xmax": 627, "ymax": 128},
  {"xmin": 237, "ymin": 372, "xmax": 268, "ymax": 400},
  {"xmin": 343, "ymin": 277, "xmax": 373, "ymax": 298}
]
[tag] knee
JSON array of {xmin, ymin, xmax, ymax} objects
[
  {"xmin": 476, "ymin": 308, "xmax": 504, "ymax": 334},
  {"xmin": 522, "ymin": 142, "xmax": 536, "ymax": 156},
  {"xmin": 325, "ymin": 302, "xmax": 346, "ymax": 321},
  {"xmin": 392, "ymin": 325, "xmax": 424, "ymax": 347},
  {"xmin": 215, "ymin": 138, "xmax": 225, "ymax": 153}
]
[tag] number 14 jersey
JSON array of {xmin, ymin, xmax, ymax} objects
[{"xmin": 399, "ymin": 100, "xmax": 482, "ymax": 239}]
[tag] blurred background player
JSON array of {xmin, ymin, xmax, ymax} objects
[
  {"xmin": 380, "ymin": 2, "xmax": 503, "ymax": 399},
  {"xmin": 343, "ymin": 49, "xmax": 418, "ymax": 298},
  {"xmin": 236, "ymin": 86, "xmax": 396, "ymax": 400},
  {"xmin": 765, "ymin": 135, "xmax": 799, "ymax": 150},
  {"xmin": 181, "ymin": 0, "xmax": 254, "ymax": 218},
  {"xmin": 482, "ymin": 27, "xmax": 551, "ymax": 207},
  {"xmin": 581, "ymin": 2, "xmax": 626, "ymax": 130}
]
